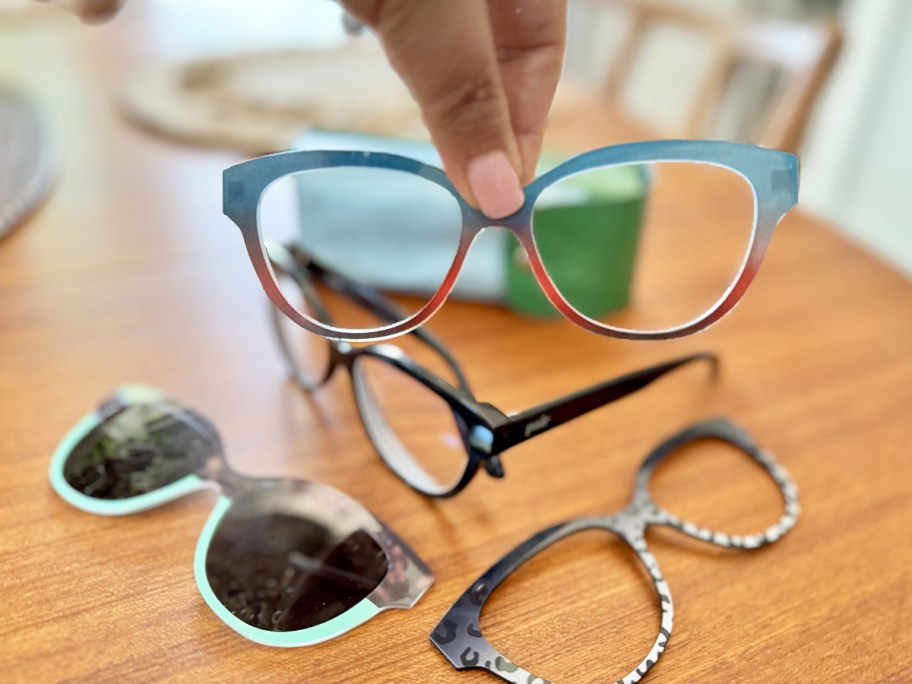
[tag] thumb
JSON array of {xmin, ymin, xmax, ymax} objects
[{"xmin": 343, "ymin": 0, "xmax": 526, "ymax": 219}]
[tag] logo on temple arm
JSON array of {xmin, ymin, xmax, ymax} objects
[{"xmin": 523, "ymin": 414, "xmax": 552, "ymax": 438}]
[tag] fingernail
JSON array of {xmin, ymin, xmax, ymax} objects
[{"xmin": 466, "ymin": 151, "xmax": 525, "ymax": 219}]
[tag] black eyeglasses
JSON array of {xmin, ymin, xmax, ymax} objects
[
  {"xmin": 430, "ymin": 418, "xmax": 800, "ymax": 683},
  {"xmin": 266, "ymin": 242, "xmax": 718, "ymax": 498}
]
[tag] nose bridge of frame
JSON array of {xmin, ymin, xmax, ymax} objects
[{"xmin": 465, "ymin": 193, "xmax": 532, "ymax": 231}]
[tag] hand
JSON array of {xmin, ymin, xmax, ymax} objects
[{"xmin": 342, "ymin": 0, "xmax": 568, "ymax": 219}]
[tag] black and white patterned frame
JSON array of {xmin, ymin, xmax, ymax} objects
[{"xmin": 430, "ymin": 418, "xmax": 801, "ymax": 684}]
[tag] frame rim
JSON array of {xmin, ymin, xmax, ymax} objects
[
  {"xmin": 224, "ymin": 141, "xmax": 799, "ymax": 342},
  {"xmin": 430, "ymin": 518, "xmax": 674, "ymax": 684},
  {"xmin": 49, "ymin": 403, "xmax": 212, "ymax": 516}
]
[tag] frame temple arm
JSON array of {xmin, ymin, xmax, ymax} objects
[{"xmin": 495, "ymin": 352, "xmax": 718, "ymax": 451}]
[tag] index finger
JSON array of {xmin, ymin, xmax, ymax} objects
[
  {"xmin": 489, "ymin": 0, "xmax": 568, "ymax": 183},
  {"xmin": 342, "ymin": 0, "xmax": 526, "ymax": 218}
]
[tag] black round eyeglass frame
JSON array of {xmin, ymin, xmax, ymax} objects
[{"xmin": 268, "ymin": 242, "xmax": 720, "ymax": 498}]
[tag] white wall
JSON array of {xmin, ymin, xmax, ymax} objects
[
  {"xmin": 566, "ymin": 0, "xmax": 911, "ymax": 277},
  {"xmin": 800, "ymin": 0, "xmax": 912, "ymax": 275}
]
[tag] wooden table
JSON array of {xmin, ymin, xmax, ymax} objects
[{"xmin": 2, "ymin": 6, "xmax": 911, "ymax": 683}]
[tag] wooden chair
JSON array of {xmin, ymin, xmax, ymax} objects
[{"xmin": 579, "ymin": 0, "xmax": 843, "ymax": 153}]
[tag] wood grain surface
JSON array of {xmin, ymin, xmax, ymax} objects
[{"xmin": 1, "ymin": 6, "xmax": 910, "ymax": 683}]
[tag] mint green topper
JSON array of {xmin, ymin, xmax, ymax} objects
[{"xmin": 49, "ymin": 385, "xmax": 432, "ymax": 647}]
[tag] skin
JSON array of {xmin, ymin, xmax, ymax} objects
[{"xmin": 342, "ymin": 0, "xmax": 568, "ymax": 218}]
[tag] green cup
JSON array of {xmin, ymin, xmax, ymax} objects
[{"xmin": 505, "ymin": 160, "xmax": 647, "ymax": 319}]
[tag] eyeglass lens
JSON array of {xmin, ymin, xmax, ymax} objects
[
  {"xmin": 258, "ymin": 166, "xmax": 463, "ymax": 330},
  {"xmin": 62, "ymin": 403, "xmax": 215, "ymax": 500},
  {"xmin": 529, "ymin": 161, "xmax": 755, "ymax": 331},
  {"xmin": 57, "ymin": 396, "xmax": 410, "ymax": 639},
  {"xmin": 260, "ymin": 160, "xmax": 754, "ymax": 334},
  {"xmin": 353, "ymin": 353, "xmax": 469, "ymax": 493},
  {"xmin": 203, "ymin": 480, "xmax": 389, "ymax": 632}
]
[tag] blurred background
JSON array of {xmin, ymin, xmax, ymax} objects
[
  {"xmin": 0, "ymin": 0, "xmax": 909, "ymax": 275},
  {"xmin": 565, "ymin": 0, "xmax": 912, "ymax": 275}
]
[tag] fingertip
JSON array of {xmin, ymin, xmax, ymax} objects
[{"xmin": 465, "ymin": 150, "xmax": 525, "ymax": 219}]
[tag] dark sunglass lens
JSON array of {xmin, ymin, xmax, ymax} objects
[
  {"xmin": 63, "ymin": 403, "xmax": 214, "ymax": 499},
  {"xmin": 205, "ymin": 481, "xmax": 389, "ymax": 632}
]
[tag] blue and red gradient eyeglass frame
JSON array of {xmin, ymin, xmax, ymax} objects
[{"xmin": 224, "ymin": 140, "xmax": 799, "ymax": 342}]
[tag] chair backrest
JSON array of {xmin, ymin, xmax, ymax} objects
[{"xmin": 587, "ymin": 0, "xmax": 842, "ymax": 153}]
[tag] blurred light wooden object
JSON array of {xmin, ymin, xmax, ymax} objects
[{"xmin": 589, "ymin": 0, "xmax": 842, "ymax": 153}]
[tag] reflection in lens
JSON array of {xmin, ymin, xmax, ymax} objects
[
  {"xmin": 481, "ymin": 529, "xmax": 659, "ymax": 681},
  {"xmin": 530, "ymin": 161, "xmax": 755, "ymax": 331},
  {"xmin": 354, "ymin": 354, "xmax": 467, "ymax": 492},
  {"xmin": 205, "ymin": 480, "xmax": 388, "ymax": 632},
  {"xmin": 273, "ymin": 271, "xmax": 332, "ymax": 388},
  {"xmin": 63, "ymin": 404, "xmax": 214, "ymax": 499},
  {"xmin": 260, "ymin": 166, "xmax": 463, "ymax": 330}
]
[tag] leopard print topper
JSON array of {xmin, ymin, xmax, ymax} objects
[{"xmin": 430, "ymin": 418, "xmax": 800, "ymax": 684}]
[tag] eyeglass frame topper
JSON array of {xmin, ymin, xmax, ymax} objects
[
  {"xmin": 224, "ymin": 140, "xmax": 799, "ymax": 342},
  {"xmin": 430, "ymin": 417, "xmax": 800, "ymax": 684},
  {"xmin": 49, "ymin": 385, "xmax": 433, "ymax": 647}
]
